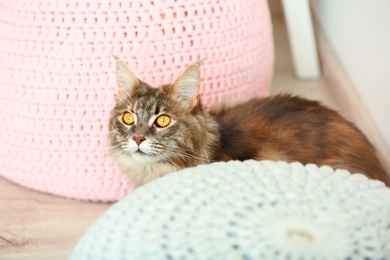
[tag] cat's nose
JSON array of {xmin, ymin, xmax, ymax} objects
[{"xmin": 133, "ymin": 136, "xmax": 146, "ymax": 145}]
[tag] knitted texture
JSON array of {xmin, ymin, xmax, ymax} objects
[
  {"xmin": 70, "ymin": 160, "xmax": 390, "ymax": 259},
  {"xmin": 0, "ymin": 0, "xmax": 274, "ymax": 201}
]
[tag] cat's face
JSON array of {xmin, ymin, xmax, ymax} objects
[{"xmin": 109, "ymin": 59, "xmax": 209, "ymax": 174}]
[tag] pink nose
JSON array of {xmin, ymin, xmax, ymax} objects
[{"xmin": 133, "ymin": 136, "xmax": 146, "ymax": 145}]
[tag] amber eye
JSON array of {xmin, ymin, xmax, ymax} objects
[
  {"xmin": 122, "ymin": 112, "xmax": 134, "ymax": 125},
  {"xmin": 155, "ymin": 115, "xmax": 171, "ymax": 128}
]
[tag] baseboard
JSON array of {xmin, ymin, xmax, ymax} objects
[{"xmin": 314, "ymin": 23, "xmax": 390, "ymax": 175}]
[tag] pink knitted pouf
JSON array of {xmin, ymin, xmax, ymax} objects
[{"xmin": 0, "ymin": 0, "xmax": 274, "ymax": 201}]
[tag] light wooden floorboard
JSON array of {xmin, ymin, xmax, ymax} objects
[{"xmin": 0, "ymin": 177, "xmax": 110, "ymax": 259}]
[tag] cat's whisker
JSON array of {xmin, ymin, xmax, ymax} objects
[
  {"xmin": 108, "ymin": 143, "xmax": 124, "ymax": 152},
  {"xmin": 150, "ymin": 144, "xmax": 164, "ymax": 151},
  {"xmin": 165, "ymin": 148, "xmax": 208, "ymax": 164},
  {"xmin": 150, "ymin": 143, "xmax": 163, "ymax": 148},
  {"xmin": 109, "ymin": 149, "xmax": 126, "ymax": 159},
  {"xmin": 111, "ymin": 142, "xmax": 132, "ymax": 155},
  {"xmin": 149, "ymin": 147, "xmax": 164, "ymax": 153},
  {"xmin": 177, "ymin": 145, "xmax": 209, "ymax": 160},
  {"xmin": 110, "ymin": 140, "xmax": 131, "ymax": 149},
  {"xmin": 156, "ymin": 154, "xmax": 176, "ymax": 167},
  {"xmin": 111, "ymin": 151, "xmax": 128, "ymax": 165}
]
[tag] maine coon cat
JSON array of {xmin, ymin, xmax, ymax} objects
[{"xmin": 109, "ymin": 58, "xmax": 390, "ymax": 187}]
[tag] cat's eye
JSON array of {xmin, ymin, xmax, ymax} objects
[
  {"xmin": 155, "ymin": 115, "xmax": 171, "ymax": 128},
  {"xmin": 122, "ymin": 112, "xmax": 134, "ymax": 125}
]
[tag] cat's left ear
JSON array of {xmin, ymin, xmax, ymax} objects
[{"xmin": 171, "ymin": 63, "xmax": 201, "ymax": 109}]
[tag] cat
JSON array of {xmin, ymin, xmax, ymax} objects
[{"xmin": 109, "ymin": 58, "xmax": 390, "ymax": 187}]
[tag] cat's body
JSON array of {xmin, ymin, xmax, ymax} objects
[
  {"xmin": 109, "ymin": 59, "xmax": 390, "ymax": 187},
  {"xmin": 212, "ymin": 96, "xmax": 388, "ymax": 185}
]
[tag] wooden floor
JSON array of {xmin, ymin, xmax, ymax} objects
[
  {"xmin": 0, "ymin": 2, "xmax": 344, "ymax": 259},
  {"xmin": 0, "ymin": 177, "xmax": 110, "ymax": 259}
]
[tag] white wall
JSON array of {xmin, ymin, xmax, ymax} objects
[{"xmin": 310, "ymin": 0, "xmax": 390, "ymax": 149}]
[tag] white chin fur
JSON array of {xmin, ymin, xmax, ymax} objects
[
  {"xmin": 131, "ymin": 152, "xmax": 160, "ymax": 164},
  {"xmin": 117, "ymin": 153, "xmax": 178, "ymax": 187}
]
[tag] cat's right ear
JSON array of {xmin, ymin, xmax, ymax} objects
[{"xmin": 114, "ymin": 57, "xmax": 140, "ymax": 95}]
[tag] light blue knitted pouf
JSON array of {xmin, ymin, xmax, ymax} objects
[{"xmin": 70, "ymin": 160, "xmax": 390, "ymax": 259}]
